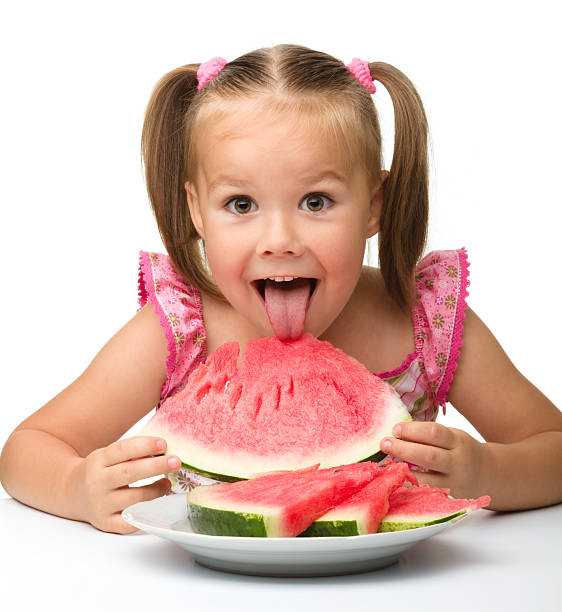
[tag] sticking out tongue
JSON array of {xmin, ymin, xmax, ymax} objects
[{"xmin": 264, "ymin": 278, "xmax": 312, "ymax": 341}]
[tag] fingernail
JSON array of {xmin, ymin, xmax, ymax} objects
[
  {"xmin": 168, "ymin": 456, "xmax": 181, "ymax": 469},
  {"xmin": 382, "ymin": 439, "xmax": 392, "ymax": 452},
  {"xmin": 157, "ymin": 439, "xmax": 166, "ymax": 451},
  {"xmin": 393, "ymin": 425, "xmax": 402, "ymax": 437}
]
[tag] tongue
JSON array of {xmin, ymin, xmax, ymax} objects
[{"xmin": 264, "ymin": 278, "xmax": 312, "ymax": 341}]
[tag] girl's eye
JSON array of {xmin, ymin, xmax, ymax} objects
[
  {"xmin": 300, "ymin": 193, "xmax": 332, "ymax": 213},
  {"xmin": 225, "ymin": 196, "xmax": 256, "ymax": 215}
]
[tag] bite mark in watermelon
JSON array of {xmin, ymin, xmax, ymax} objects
[
  {"xmin": 140, "ymin": 333, "xmax": 411, "ymax": 481},
  {"xmin": 186, "ymin": 462, "xmax": 383, "ymax": 537}
]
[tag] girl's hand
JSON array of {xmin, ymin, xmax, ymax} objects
[
  {"xmin": 381, "ymin": 422, "xmax": 489, "ymax": 499},
  {"xmin": 69, "ymin": 436, "xmax": 180, "ymax": 534}
]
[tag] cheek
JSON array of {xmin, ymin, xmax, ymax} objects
[
  {"xmin": 204, "ymin": 225, "xmax": 251, "ymax": 283},
  {"xmin": 320, "ymin": 221, "xmax": 366, "ymax": 275}
]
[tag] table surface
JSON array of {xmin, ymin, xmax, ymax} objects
[{"xmin": 1, "ymin": 497, "xmax": 560, "ymax": 612}]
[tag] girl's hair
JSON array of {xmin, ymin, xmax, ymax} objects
[{"xmin": 141, "ymin": 44, "xmax": 428, "ymax": 312}]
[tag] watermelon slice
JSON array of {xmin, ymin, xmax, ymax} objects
[
  {"xmin": 378, "ymin": 486, "xmax": 491, "ymax": 531},
  {"xmin": 140, "ymin": 333, "xmax": 411, "ymax": 481},
  {"xmin": 299, "ymin": 461, "xmax": 419, "ymax": 537},
  {"xmin": 186, "ymin": 462, "xmax": 383, "ymax": 537}
]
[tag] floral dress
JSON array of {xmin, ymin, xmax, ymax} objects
[{"xmin": 137, "ymin": 248, "xmax": 470, "ymax": 494}]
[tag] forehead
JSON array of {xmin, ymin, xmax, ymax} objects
[{"xmin": 191, "ymin": 98, "xmax": 356, "ymax": 184}]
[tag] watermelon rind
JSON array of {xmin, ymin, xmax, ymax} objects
[
  {"xmin": 186, "ymin": 486, "xmax": 284, "ymax": 537},
  {"xmin": 143, "ymin": 410, "xmax": 403, "ymax": 481},
  {"xmin": 188, "ymin": 497, "xmax": 469, "ymax": 538},
  {"xmin": 188, "ymin": 501, "xmax": 268, "ymax": 537},
  {"xmin": 179, "ymin": 450, "xmax": 388, "ymax": 483},
  {"xmin": 298, "ymin": 501, "xmax": 371, "ymax": 536},
  {"xmin": 378, "ymin": 510, "xmax": 467, "ymax": 532},
  {"xmin": 298, "ymin": 509, "xmax": 468, "ymax": 536},
  {"xmin": 179, "ymin": 462, "xmax": 243, "ymax": 483},
  {"xmin": 298, "ymin": 520, "xmax": 361, "ymax": 537}
]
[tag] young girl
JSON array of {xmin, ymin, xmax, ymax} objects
[{"xmin": 1, "ymin": 44, "xmax": 560, "ymax": 535}]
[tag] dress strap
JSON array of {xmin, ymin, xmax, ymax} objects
[
  {"xmin": 137, "ymin": 251, "xmax": 207, "ymax": 402},
  {"xmin": 411, "ymin": 248, "xmax": 471, "ymax": 408}
]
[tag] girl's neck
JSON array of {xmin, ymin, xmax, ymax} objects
[{"xmin": 199, "ymin": 266, "xmax": 415, "ymax": 375}]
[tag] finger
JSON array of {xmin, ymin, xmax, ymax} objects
[
  {"xmin": 106, "ymin": 454, "xmax": 181, "ymax": 489},
  {"xmin": 102, "ymin": 436, "xmax": 168, "ymax": 467},
  {"xmin": 109, "ymin": 477, "xmax": 173, "ymax": 514},
  {"xmin": 102, "ymin": 513, "xmax": 140, "ymax": 535},
  {"xmin": 381, "ymin": 437, "xmax": 452, "ymax": 474},
  {"xmin": 393, "ymin": 421, "xmax": 457, "ymax": 451},
  {"xmin": 413, "ymin": 470, "xmax": 449, "ymax": 490}
]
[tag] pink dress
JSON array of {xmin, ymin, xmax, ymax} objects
[{"xmin": 138, "ymin": 248, "xmax": 470, "ymax": 493}]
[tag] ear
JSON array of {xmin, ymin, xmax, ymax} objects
[
  {"xmin": 184, "ymin": 180, "xmax": 205, "ymax": 239},
  {"xmin": 365, "ymin": 170, "xmax": 389, "ymax": 239}
]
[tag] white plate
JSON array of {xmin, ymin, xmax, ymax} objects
[{"xmin": 122, "ymin": 494, "xmax": 468, "ymax": 577}]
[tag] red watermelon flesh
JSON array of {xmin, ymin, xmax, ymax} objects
[
  {"xmin": 299, "ymin": 461, "xmax": 419, "ymax": 536},
  {"xmin": 187, "ymin": 461, "xmax": 383, "ymax": 537},
  {"xmin": 140, "ymin": 333, "xmax": 411, "ymax": 481},
  {"xmin": 379, "ymin": 486, "xmax": 491, "ymax": 531}
]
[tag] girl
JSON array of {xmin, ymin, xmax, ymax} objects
[{"xmin": 1, "ymin": 45, "xmax": 560, "ymax": 534}]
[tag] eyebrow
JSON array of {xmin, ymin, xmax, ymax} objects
[{"xmin": 207, "ymin": 170, "xmax": 348, "ymax": 193}]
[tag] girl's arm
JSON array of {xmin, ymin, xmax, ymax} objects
[
  {"xmin": 381, "ymin": 306, "xmax": 562, "ymax": 510},
  {"xmin": 0, "ymin": 304, "xmax": 179, "ymax": 533}
]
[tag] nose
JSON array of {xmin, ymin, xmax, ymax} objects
[{"xmin": 255, "ymin": 209, "xmax": 305, "ymax": 257}]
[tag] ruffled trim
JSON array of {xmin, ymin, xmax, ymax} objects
[
  {"xmin": 376, "ymin": 350, "xmax": 417, "ymax": 380},
  {"xmin": 411, "ymin": 247, "xmax": 471, "ymax": 411},
  {"xmin": 138, "ymin": 251, "xmax": 177, "ymax": 400},
  {"xmin": 436, "ymin": 247, "xmax": 471, "ymax": 406}
]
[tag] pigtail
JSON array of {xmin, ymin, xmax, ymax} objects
[
  {"xmin": 369, "ymin": 62, "xmax": 429, "ymax": 312},
  {"xmin": 141, "ymin": 64, "xmax": 221, "ymax": 297}
]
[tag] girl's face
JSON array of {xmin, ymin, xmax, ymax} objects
[{"xmin": 185, "ymin": 100, "xmax": 383, "ymax": 339}]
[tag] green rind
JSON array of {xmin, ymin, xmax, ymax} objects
[
  {"xmin": 298, "ymin": 509, "xmax": 468, "ymax": 537},
  {"xmin": 188, "ymin": 501, "xmax": 268, "ymax": 536},
  {"xmin": 363, "ymin": 450, "xmax": 388, "ymax": 464},
  {"xmin": 178, "ymin": 450, "xmax": 388, "ymax": 483},
  {"xmin": 298, "ymin": 520, "xmax": 360, "ymax": 537},
  {"xmin": 187, "ymin": 506, "xmax": 467, "ymax": 538},
  {"xmin": 180, "ymin": 461, "xmax": 244, "ymax": 483},
  {"xmin": 378, "ymin": 510, "xmax": 466, "ymax": 532}
]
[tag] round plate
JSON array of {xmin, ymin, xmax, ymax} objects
[{"xmin": 122, "ymin": 494, "xmax": 467, "ymax": 577}]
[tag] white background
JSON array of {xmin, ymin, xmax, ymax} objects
[{"xmin": 1, "ymin": 0, "xmax": 560, "ymax": 504}]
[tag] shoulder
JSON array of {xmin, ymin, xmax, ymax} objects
[{"xmin": 137, "ymin": 251, "xmax": 206, "ymax": 401}]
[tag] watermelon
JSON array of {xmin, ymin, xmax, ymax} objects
[
  {"xmin": 186, "ymin": 462, "xmax": 383, "ymax": 537},
  {"xmin": 378, "ymin": 486, "xmax": 491, "ymax": 532},
  {"xmin": 299, "ymin": 461, "xmax": 419, "ymax": 537},
  {"xmin": 140, "ymin": 333, "xmax": 411, "ymax": 481}
]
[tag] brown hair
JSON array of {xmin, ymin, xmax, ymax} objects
[{"xmin": 141, "ymin": 44, "xmax": 428, "ymax": 312}]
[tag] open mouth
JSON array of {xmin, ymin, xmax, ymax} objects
[{"xmin": 252, "ymin": 278, "xmax": 318, "ymax": 302}]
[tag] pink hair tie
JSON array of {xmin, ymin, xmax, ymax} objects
[
  {"xmin": 197, "ymin": 56, "xmax": 227, "ymax": 90},
  {"xmin": 346, "ymin": 58, "xmax": 376, "ymax": 93}
]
